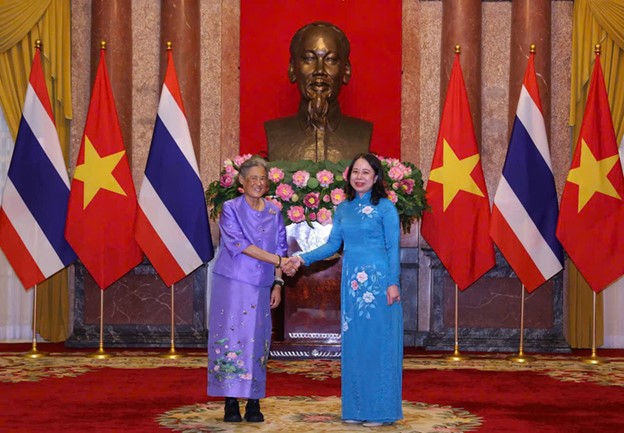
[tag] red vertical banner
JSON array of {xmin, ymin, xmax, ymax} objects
[
  {"xmin": 240, "ymin": 0, "xmax": 402, "ymax": 158},
  {"xmin": 421, "ymin": 53, "xmax": 495, "ymax": 290},
  {"xmin": 65, "ymin": 47, "xmax": 142, "ymax": 289},
  {"xmin": 556, "ymin": 52, "xmax": 624, "ymax": 292}
]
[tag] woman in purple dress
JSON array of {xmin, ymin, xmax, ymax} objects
[{"xmin": 208, "ymin": 157, "xmax": 289, "ymax": 422}]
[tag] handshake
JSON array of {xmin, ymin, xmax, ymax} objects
[{"xmin": 279, "ymin": 256, "xmax": 303, "ymax": 277}]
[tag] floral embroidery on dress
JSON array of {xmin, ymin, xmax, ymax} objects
[
  {"xmin": 345, "ymin": 265, "xmax": 383, "ymax": 320},
  {"xmin": 357, "ymin": 203, "xmax": 377, "ymax": 220},
  {"xmin": 257, "ymin": 340, "xmax": 270, "ymax": 369},
  {"xmin": 210, "ymin": 338, "xmax": 250, "ymax": 382}
]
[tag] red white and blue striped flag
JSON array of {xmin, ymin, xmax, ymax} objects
[
  {"xmin": 490, "ymin": 51, "xmax": 563, "ymax": 292},
  {"xmin": 135, "ymin": 49, "xmax": 213, "ymax": 286},
  {"xmin": 0, "ymin": 48, "xmax": 76, "ymax": 289}
]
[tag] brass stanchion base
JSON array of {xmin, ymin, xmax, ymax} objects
[
  {"xmin": 22, "ymin": 348, "xmax": 48, "ymax": 359},
  {"xmin": 506, "ymin": 353, "xmax": 536, "ymax": 363},
  {"xmin": 159, "ymin": 348, "xmax": 186, "ymax": 359},
  {"xmin": 445, "ymin": 350, "xmax": 471, "ymax": 362},
  {"xmin": 87, "ymin": 347, "xmax": 116, "ymax": 359},
  {"xmin": 581, "ymin": 354, "xmax": 608, "ymax": 365}
]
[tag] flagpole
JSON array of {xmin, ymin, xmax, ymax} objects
[
  {"xmin": 446, "ymin": 284, "xmax": 470, "ymax": 361},
  {"xmin": 22, "ymin": 284, "xmax": 48, "ymax": 359},
  {"xmin": 87, "ymin": 289, "xmax": 115, "ymax": 359},
  {"xmin": 581, "ymin": 291, "xmax": 607, "ymax": 365},
  {"xmin": 507, "ymin": 284, "xmax": 535, "ymax": 363},
  {"xmin": 160, "ymin": 283, "xmax": 185, "ymax": 359}
]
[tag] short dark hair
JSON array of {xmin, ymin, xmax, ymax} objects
[
  {"xmin": 289, "ymin": 21, "xmax": 351, "ymax": 60},
  {"xmin": 344, "ymin": 153, "xmax": 387, "ymax": 205}
]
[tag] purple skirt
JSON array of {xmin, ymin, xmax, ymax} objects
[{"xmin": 207, "ymin": 273, "xmax": 272, "ymax": 399}]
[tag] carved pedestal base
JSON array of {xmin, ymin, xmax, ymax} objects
[
  {"xmin": 422, "ymin": 249, "xmax": 570, "ymax": 353},
  {"xmin": 66, "ymin": 261, "xmax": 207, "ymax": 348}
]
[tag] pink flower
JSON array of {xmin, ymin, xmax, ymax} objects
[
  {"xmin": 322, "ymin": 194, "xmax": 330, "ymax": 203},
  {"xmin": 225, "ymin": 351, "xmax": 238, "ymax": 359},
  {"xmin": 399, "ymin": 179, "xmax": 415, "ymax": 194},
  {"xmin": 265, "ymin": 197, "xmax": 283, "ymax": 210},
  {"xmin": 224, "ymin": 165, "xmax": 237, "ymax": 175},
  {"xmin": 287, "ymin": 206, "xmax": 306, "ymax": 223},
  {"xmin": 268, "ymin": 167, "xmax": 284, "ymax": 183},
  {"xmin": 309, "ymin": 212, "xmax": 316, "ymax": 220},
  {"xmin": 220, "ymin": 174, "xmax": 234, "ymax": 188},
  {"xmin": 330, "ymin": 188, "xmax": 346, "ymax": 205},
  {"xmin": 316, "ymin": 208, "xmax": 332, "ymax": 225},
  {"xmin": 351, "ymin": 280, "xmax": 359, "ymax": 290},
  {"xmin": 275, "ymin": 183, "xmax": 294, "ymax": 201},
  {"xmin": 292, "ymin": 170, "xmax": 310, "ymax": 188},
  {"xmin": 233, "ymin": 154, "xmax": 252, "ymax": 167},
  {"xmin": 388, "ymin": 165, "xmax": 405, "ymax": 181},
  {"xmin": 342, "ymin": 167, "xmax": 349, "ymax": 181},
  {"xmin": 386, "ymin": 190, "xmax": 398, "ymax": 204},
  {"xmin": 303, "ymin": 192, "xmax": 320, "ymax": 209},
  {"xmin": 316, "ymin": 169, "xmax": 334, "ymax": 187}
]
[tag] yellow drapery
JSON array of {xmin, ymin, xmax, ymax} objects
[
  {"xmin": 569, "ymin": 0, "xmax": 624, "ymax": 348},
  {"xmin": 0, "ymin": 0, "xmax": 72, "ymax": 342}
]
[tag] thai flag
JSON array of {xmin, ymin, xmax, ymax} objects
[
  {"xmin": 490, "ymin": 52, "xmax": 563, "ymax": 292},
  {"xmin": 0, "ymin": 49, "xmax": 76, "ymax": 289},
  {"xmin": 135, "ymin": 50, "xmax": 213, "ymax": 287}
]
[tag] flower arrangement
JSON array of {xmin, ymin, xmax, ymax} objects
[{"xmin": 205, "ymin": 154, "xmax": 427, "ymax": 233}]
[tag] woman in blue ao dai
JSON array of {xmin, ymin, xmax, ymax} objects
[{"xmin": 297, "ymin": 153, "xmax": 403, "ymax": 427}]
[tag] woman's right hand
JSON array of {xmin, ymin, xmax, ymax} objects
[{"xmin": 281, "ymin": 256, "xmax": 302, "ymax": 276}]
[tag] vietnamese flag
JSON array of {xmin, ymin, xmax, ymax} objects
[
  {"xmin": 65, "ymin": 46, "xmax": 142, "ymax": 289},
  {"xmin": 556, "ymin": 51, "xmax": 624, "ymax": 292},
  {"xmin": 421, "ymin": 51, "xmax": 495, "ymax": 290}
]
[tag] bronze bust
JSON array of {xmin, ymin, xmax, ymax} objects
[{"xmin": 265, "ymin": 21, "xmax": 372, "ymax": 162}]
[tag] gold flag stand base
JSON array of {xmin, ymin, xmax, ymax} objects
[
  {"xmin": 159, "ymin": 347, "xmax": 186, "ymax": 359},
  {"xmin": 506, "ymin": 352, "xmax": 536, "ymax": 363},
  {"xmin": 581, "ymin": 353, "xmax": 608, "ymax": 365},
  {"xmin": 87, "ymin": 347, "xmax": 116, "ymax": 359},
  {"xmin": 22, "ymin": 347, "xmax": 48, "ymax": 359},
  {"xmin": 580, "ymin": 292, "xmax": 608, "ymax": 365},
  {"xmin": 445, "ymin": 348, "xmax": 471, "ymax": 362}
]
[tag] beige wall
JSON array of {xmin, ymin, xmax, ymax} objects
[{"xmin": 70, "ymin": 0, "xmax": 574, "ymax": 214}]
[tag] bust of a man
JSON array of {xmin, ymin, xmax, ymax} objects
[{"xmin": 265, "ymin": 21, "xmax": 372, "ymax": 162}]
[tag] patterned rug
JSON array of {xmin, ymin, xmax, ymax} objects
[{"xmin": 1, "ymin": 349, "xmax": 623, "ymax": 432}]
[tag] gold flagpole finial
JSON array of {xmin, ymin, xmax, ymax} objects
[
  {"xmin": 101, "ymin": 40, "xmax": 107, "ymax": 50},
  {"xmin": 530, "ymin": 44, "xmax": 536, "ymax": 54},
  {"xmin": 455, "ymin": 44, "xmax": 461, "ymax": 54},
  {"xmin": 595, "ymin": 43, "xmax": 601, "ymax": 55},
  {"xmin": 35, "ymin": 40, "xmax": 41, "ymax": 49},
  {"xmin": 166, "ymin": 41, "xmax": 172, "ymax": 51}
]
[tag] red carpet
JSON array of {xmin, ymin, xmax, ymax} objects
[{"xmin": 1, "ymin": 344, "xmax": 623, "ymax": 432}]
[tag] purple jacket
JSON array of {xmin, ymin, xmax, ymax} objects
[{"xmin": 213, "ymin": 195, "xmax": 287, "ymax": 287}]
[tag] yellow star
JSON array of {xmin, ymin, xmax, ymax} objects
[
  {"xmin": 567, "ymin": 138, "xmax": 621, "ymax": 212},
  {"xmin": 429, "ymin": 139, "xmax": 485, "ymax": 211},
  {"xmin": 73, "ymin": 136, "xmax": 127, "ymax": 209}
]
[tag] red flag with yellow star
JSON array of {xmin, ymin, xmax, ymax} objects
[
  {"xmin": 65, "ymin": 47, "xmax": 142, "ymax": 289},
  {"xmin": 421, "ymin": 52, "xmax": 495, "ymax": 290},
  {"xmin": 556, "ymin": 53, "xmax": 624, "ymax": 292}
]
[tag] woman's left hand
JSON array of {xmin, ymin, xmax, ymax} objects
[
  {"xmin": 386, "ymin": 285, "xmax": 400, "ymax": 306},
  {"xmin": 270, "ymin": 285, "xmax": 282, "ymax": 309}
]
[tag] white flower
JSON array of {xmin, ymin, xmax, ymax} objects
[
  {"xmin": 362, "ymin": 206, "xmax": 374, "ymax": 215},
  {"xmin": 356, "ymin": 271, "xmax": 368, "ymax": 283},
  {"xmin": 362, "ymin": 291, "xmax": 375, "ymax": 303}
]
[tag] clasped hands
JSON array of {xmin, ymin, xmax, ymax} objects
[{"xmin": 279, "ymin": 256, "xmax": 302, "ymax": 277}]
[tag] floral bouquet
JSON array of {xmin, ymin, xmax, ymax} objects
[{"xmin": 205, "ymin": 154, "xmax": 427, "ymax": 233}]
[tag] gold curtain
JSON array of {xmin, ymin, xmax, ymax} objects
[
  {"xmin": 569, "ymin": 0, "xmax": 624, "ymax": 348},
  {"xmin": 0, "ymin": 0, "xmax": 72, "ymax": 341}
]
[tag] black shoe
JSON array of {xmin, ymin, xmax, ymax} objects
[
  {"xmin": 244, "ymin": 399, "xmax": 264, "ymax": 422},
  {"xmin": 223, "ymin": 397, "xmax": 242, "ymax": 422}
]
